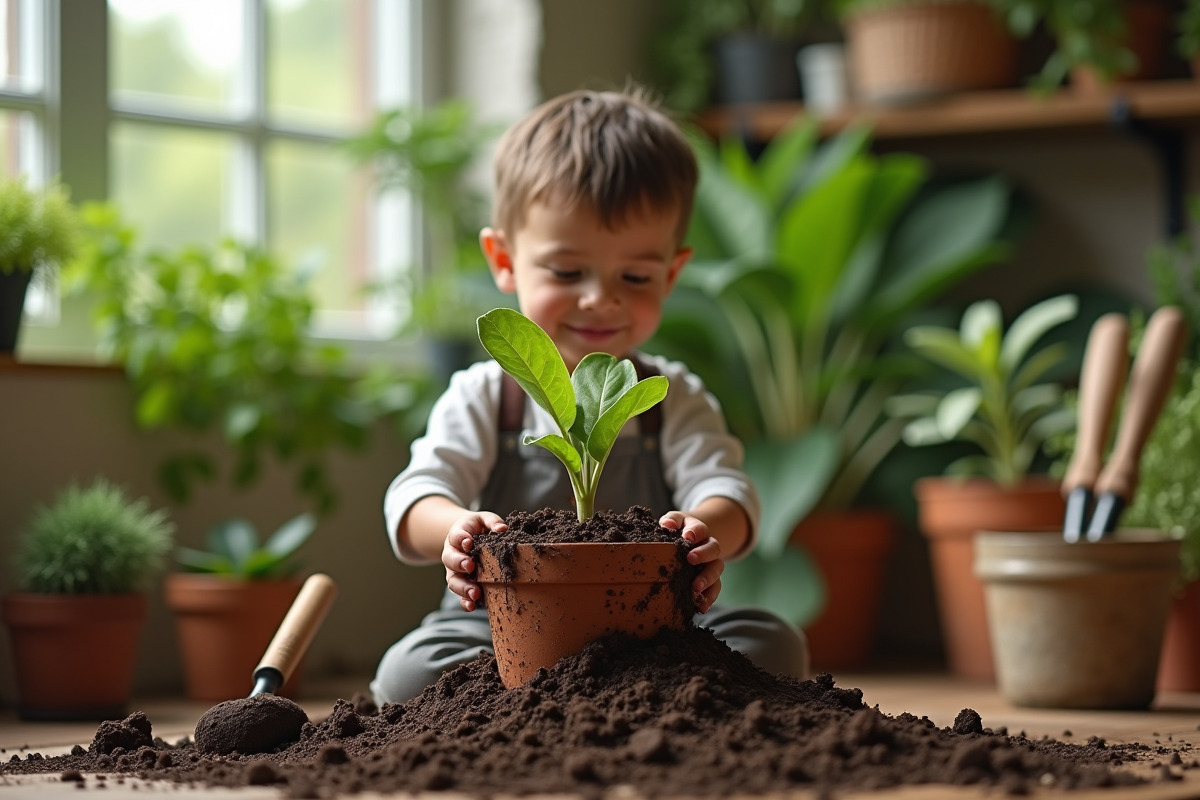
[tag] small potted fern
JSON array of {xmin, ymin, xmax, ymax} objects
[
  {"xmin": 2, "ymin": 478, "xmax": 173, "ymax": 720},
  {"xmin": 164, "ymin": 512, "xmax": 317, "ymax": 702}
]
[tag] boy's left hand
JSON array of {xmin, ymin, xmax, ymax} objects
[{"xmin": 659, "ymin": 511, "xmax": 722, "ymax": 613}]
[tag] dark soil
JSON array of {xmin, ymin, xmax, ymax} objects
[{"xmin": 1, "ymin": 506, "xmax": 1192, "ymax": 798}]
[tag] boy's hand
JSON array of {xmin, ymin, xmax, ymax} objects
[
  {"xmin": 659, "ymin": 511, "xmax": 723, "ymax": 613},
  {"xmin": 442, "ymin": 512, "xmax": 507, "ymax": 612}
]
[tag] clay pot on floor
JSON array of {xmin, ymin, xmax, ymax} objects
[
  {"xmin": 1158, "ymin": 579, "xmax": 1200, "ymax": 692},
  {"xmin": 164, "ymin": 574, "xmax": 305, "ymax": 702},
  {"xmin": 2, "ymin": 593, "xmax": 147, "ymax": 721},
  {"xmin": 975, "ymin": 530, "xmax": 1181, "ymax": 709},
  {"xmin": 915, "ymin": 476, "xmax": 1065, "ymax": 681},
  {"xmin": 475, "ymin": 542, "xmax": 692, "ymax": 688},
  {"xmin": 792, "ymin": 509, "xmax": 896, "ymax": 671}
]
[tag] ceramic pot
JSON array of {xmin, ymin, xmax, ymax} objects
[
  {"xmin": 2, "ymin": 593, "xmax": 147, "ymax": 721},
  {"xmin": 0, "ymin": 268, "xmax": 34, "ymax": 354},
  {"xmin": 1070, "ymin": 0, "xmax": 1171, "ymax": 93},
  {"xmin": 792, "ymin": 509, "xmax": 896, "ymax": 671},
  {"xmin": 1158, "ymin": 579, "xmax": 1200, "ymax": 692},
  {"xmin": 915, "ymin": 476, "xmax": 1065, "ymax": 681},
  {"xmin": 164, "ymin": 574, "xmax": 304, "ymax": 702},
  {"xmin": 975, "ymin": 530, "xmax": 1181, "ymax": 709},
  {"xmin": 475, "ymin": 542, "xmax": 692, "ymax": 689}
]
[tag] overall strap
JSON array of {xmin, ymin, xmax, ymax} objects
[{"xmin": 498, "ymin": 355, "xmax": 663, "ymax": 435}]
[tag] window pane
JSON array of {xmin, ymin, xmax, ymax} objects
[
  {"xmin": 267, "ymin": 0, "xmax": 372, "ymax": 130},
  {"xmin": 111, "ymin": 121, "xmax": 230, "ymax": 250},
  {"xmin": 110, "ymin": 0, "xmax": 243, "ymax": 116},
  {"xmin": 268, "ymin": 138, "xmax": 370, "ymax": 323},
  {"xmin": 1, "ymin": 108, "xmax": 24, "ymax": 174},
  {"xmin": 1, "ymin": 0, "xmax": 41, "ymax": 93}
]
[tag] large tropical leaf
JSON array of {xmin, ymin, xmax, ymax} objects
[
  {"xmin": 743, "ymin": 427, "xmax": 840, "ymax": 558},
  {"xmin": 718, "ymin": 546, "xmax": 826, "ymax": 627}
]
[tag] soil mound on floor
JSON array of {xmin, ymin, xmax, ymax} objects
[{"xmin": 0, "ymin": 625, "xmax": 1175, "ymax": 798}]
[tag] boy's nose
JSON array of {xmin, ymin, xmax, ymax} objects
[{"xmin": 579, "ymin": 279, "xmax": 619, "ymax": 310}]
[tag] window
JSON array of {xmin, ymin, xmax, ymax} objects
[{"xmin": 2, "ymin": 0, "xmax": 419, "ymax": 360}]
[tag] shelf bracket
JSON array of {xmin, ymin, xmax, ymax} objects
[{"xmin": 1109, "ymin": 97, "xmax": 1186, "ymax": 239}]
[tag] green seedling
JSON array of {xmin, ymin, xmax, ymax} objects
[{"xmin": 477, "ymin": 307, "xmax": 668, "ymax": 520}]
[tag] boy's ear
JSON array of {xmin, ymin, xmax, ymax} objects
[
  {"xmin": 480, "ymin": 228, "xmax": 516, "ymax": 294},
  {"xmin": 666, "ymin": 246, "xmax": 693, "ymax": 292}
]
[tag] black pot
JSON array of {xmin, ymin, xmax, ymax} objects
[
  {"xmin": 711, "ymin": 32, "xmax": 802, "ymax": 106},
  {"xmin": 0, "ymin": 268, "xmax": 33, "ymax": 354}
]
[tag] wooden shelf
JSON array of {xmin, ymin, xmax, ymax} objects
[{"xmin": 695, "ymin": 79, "xmax": 1200, "ymax": 142}]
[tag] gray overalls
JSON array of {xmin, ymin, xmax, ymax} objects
[{"xmin": 371, "ymin": 363, "xmax": 809, "ymax": 705}]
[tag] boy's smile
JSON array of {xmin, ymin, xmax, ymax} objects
[{"xmin": 481, "ymin": 198, "xmax": 692, "ymax": 370}]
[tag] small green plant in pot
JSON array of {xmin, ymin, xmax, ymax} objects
[
  {"xmin": 887, "ymin": 293, "xmax": 1079, "ymax": 679},
  {"xmin": 472, "ymin": 308, "xmax": 698, "ymax": 689},
  {"xmin": 0, "ymin": 175, "xmax": 81, "ymax": 353},
  {"xmin": 2, "ymin": 478, "xmax": 174, "ymax": 720},
  {"xmin": 165, "ymin": 512, "xmax": 320, "ymax": 702}
]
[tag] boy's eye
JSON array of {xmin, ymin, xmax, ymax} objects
[
  {"xmin": 623, "ymin": 273, "xmax": 651, "ymax": 285},
  {"xmin": 544, "ymin": 265, "xmax": 581, "ymax": 280}
]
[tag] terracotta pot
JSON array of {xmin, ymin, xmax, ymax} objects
[
  {"xmin": 792, "ymin": 509, "xmax": 896, "ymax": 671},
  {"xmin": 1158, "ymin": 579, "xmax": 1200, "ymax": 692},
  {"xmin": 976, "ymin": 530, "xmax": 1180, "ymax": 709},
  {"xmin": 476, "ymin": 542, "xmax": 691, "ymax": 689},
  {"xmin": 845, "ymin": 0, "xmax": 1016, "ymax": 106},
  {"xmin": 164, "ymin": 574, "xmax": 304, "ymax": 702},
  {"xmin": 1070, "ymin": 0, "xmax": 1171, "ymax": 94},
  {"xmin": 915, "ymin": 476, "xmax": 1065, "ymax": 681},
  {"xmin": 2, "ymin": 593, "xmax": 147, "ymax": 721}
]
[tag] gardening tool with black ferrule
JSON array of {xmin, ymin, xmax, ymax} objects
[
  {"xmin": 1061, "ymin": 306, "xmax": 1187, "ymax": 542},
  {"xmin": 193, "ymin": 572, "xmax": 338, "ymax": 755}
]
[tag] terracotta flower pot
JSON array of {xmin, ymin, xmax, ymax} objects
[
  {"xmin": 976, "ymin": 530, "xmax": 1180, "ymax": 709},
  {"xmin": 915, "ymin": 476, "xmax": 1065, "ymax": 681},
  {"xmin": 2, "ymin": 593, "xmax": 147, "ymax": 721},
  {"xmin": 164, "ymin": 574, "xmax": 304, "ymax": 702},
  {"xmin": 476, "ymin": 542, "xmax": 692, "ymax": 689},
  {"xmin": 792, "ymin": 509, "xmax": 896, "ymax": 671},
  {"xmin": 1158, "ymin": 579, "xmax": 1200, "ymax": 692},
  {"xmin": 1070, "ymin": 0, "xmax": 1171, "ymax": 94}
]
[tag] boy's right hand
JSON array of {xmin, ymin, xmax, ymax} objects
[{"xmin": 442, "ymin": 511, "xmax": 507, "ymax": 612}]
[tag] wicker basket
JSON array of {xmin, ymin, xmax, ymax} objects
[{"xmin": 845, "ymin": 1, "xmax": 1016, "ymax": 106}]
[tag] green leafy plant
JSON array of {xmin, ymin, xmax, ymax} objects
[
  {"xmin": 14, "ymin": 478, "xmax": 174, "ymax": 594},
  {"xmin": 648, "ymin": 119, "xmax": 1020, "ymax": 623},
  {"xmin": 175, "ymin": 513, "xmax": 316, "ymax": 579},
  {"xmin": 0, "ymin": 175, "xmax": 80, "ymax": 276},
  {"xmin": 63, "ymin": 204, "xmax": 413, "ymax": 514},
  {"xmin": 993, "ymin": 0, "xmax": 1133, "ymax": 90},
  {"xmin": 347, "ymin": 99, "xmax": 503, "ymax": 348},
  {"xmin": 1180, "ymin": 0, "xmax": 1200, "ymax": 73},
  {"xmin": 889, "ymin": 294, "xmax": 1079, "ymax": 485},
  {"xmin": 476, "ymin": 307, "xmax": 668, "ymax": 521}
]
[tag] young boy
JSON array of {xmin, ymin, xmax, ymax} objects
[{"xmin": 372, "ymin": 87, "xmax": 808, "ymax": 705}]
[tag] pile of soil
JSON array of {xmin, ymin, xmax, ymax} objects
[
  {"xmin": 1, "ymin": 627, "xmax": 1189, "ymax": 798},
  {"xmin": 1, "ymin": 507, "xmax": 1192, "ymax": 797}
]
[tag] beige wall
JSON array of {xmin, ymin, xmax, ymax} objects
[{"xmin": 0, "ymin": 367, "xmax": 446, "ymax": 704}]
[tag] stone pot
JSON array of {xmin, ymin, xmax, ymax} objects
[
  {"xmin": 915, "ymin": 476, "xmax": 1065, "ymax": 681},
  {"xmin": 2, "ymin": 593, "xmax": 147, "ymax": 721},
  {"xmin": 475, "ymin": 542, "xmax": 692, "ymax": 689},
  {"xmin": 975, "ymin": 529, "xmax": 1181, "ymax": 709}
]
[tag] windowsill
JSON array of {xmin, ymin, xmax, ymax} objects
[{"xmin": 0, "ymin": 353, "xmax": 121, "ymax": 375}]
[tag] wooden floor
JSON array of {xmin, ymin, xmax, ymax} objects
[{"xmin": 2, "ymin": 673, "xmax": 1200, "ymax": 798}]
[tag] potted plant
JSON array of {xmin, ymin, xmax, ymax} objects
[
  {"xmin": 647, "ymin": 119, "xmax": 1021, "ymax": 669},
  {"xmin": 472, "ymin": 308, "xmax": 698, "ymax": 689},
  {"xmin": 164, "ymin": 512, "xmax": 318, "ymax": 702},
  {"xmin": 346, "ymin": 99, "xmax": 506, "ymax": 383},
  {"xmin": 887, "ymin": 293, "xmax": 1078, "ymax": 679},
  {"xmin": 1177, "ymin": 0, "xmax": 1200, "ymax": 76},
  {"xmin": 2, "ymin": 478, "xmax": 173, "ymax": 720},
  {"xmin": 62, "ymin": 204, "xmax": 410, "ymax": 514},
  {"xmin": 648, "ymin": 0, "xmax": 825, "ymax": 113},
  {"xmin": 994, "ymin": 0, "xmax": 1171, "ymax": 92},
  {"xmin": 835, "ymin": 0, "xmax": 1018, "ymax": 105},
  {"xmin": 0, "ymin": 176, "xmax": 81, "ymax": 355}
]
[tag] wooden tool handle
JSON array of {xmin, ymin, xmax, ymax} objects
[
  {"xmin": 1062, "ymin": 313, "xmax": 1129, "ymax": 495},
  {"xmin": 255, "ymin": 573, "xmax": 338, "ymax": 684},
  {"xmin": 1094, "ymin": 306, "xmax": 1188, "ymax": 500}
]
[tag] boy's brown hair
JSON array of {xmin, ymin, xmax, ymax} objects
[{"xmin": 491, "ymin": 87, "xmax": 698, "ymax": 245}]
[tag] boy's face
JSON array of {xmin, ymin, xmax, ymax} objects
[{"xmin": 481, "ymin": 199, "xmax": 691, "ymax": 371}]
